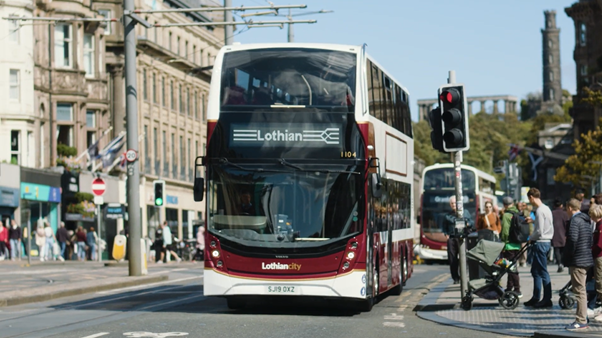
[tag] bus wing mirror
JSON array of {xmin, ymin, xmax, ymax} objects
[
  {"xmin": 369, "ymin": 157, "xmax": 380, "ymax": 169},
  {"xmin": 371, "ymin": 173, "xmax": 382, "ymax": 198},
  {"xmin": 193, "ymin": 177, "xmax": 204, "ymax": 202}
]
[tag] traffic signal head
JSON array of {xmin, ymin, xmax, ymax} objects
[
  {"xmin": 438, "ymin": 84, "xmax": 469, "ymax": 152},
  {"xmin": 153, "ymin": 180, "xmax": 165, "ymax": 207},
  {"xmin": 428, "ymin": 106, "xmax": 444, "ymax": 153}
]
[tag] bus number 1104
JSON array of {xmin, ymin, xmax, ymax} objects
[{"xmin": 341, "ymin": 151, "xmax": 356, "ymax": 158}]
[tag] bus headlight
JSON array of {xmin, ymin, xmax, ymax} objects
[
  {"xmin": 343, "ymin": 262, "xmax": 350, "ymax": 269},
  {"xmin": 346, "ymin": 251, "xmax": 355, "ymax": 260},
  {"xmin": 210, "ymin": 240, "xmax": 217, "ymax": 248},
  {"xmin": 211, "ymin": 250, "xmax": 220, "ymax": 258}
]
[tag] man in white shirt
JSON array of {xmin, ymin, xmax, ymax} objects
[{"xmin": 524, "ymin": 188, "xmax": 554, "ymax": 308}]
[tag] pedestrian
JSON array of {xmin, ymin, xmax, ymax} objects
[
  {"xmin": 162, "ymin": 222, "xmax": 181, "ymax": 263},
  {"xmin": 75, "ymin": 226, "xmax": 87, "ymax": 261},
  {"xmin": 477, "ymin": 201, "xmax": 501, "ymax": 239},
  {"xmin": 444, "ymin": 195, "xmax": 474, "ymax": 284},
  {"xmin": 517, "ymin": 202, "xmax": 528, "ymax": 267},
  {"xmin": 524, "ymin": 188, "xmax": 554, "ymax": 308},
  {"xmin": 590, "ymin": 203, "xmax": 602, "ymax": 322},
  {"xmin": 576, "ymin": 188, "xmax": 591, "ymax": 214},
  {"xmin": 153, "ymin": 224, "xmax": 164, "ymax": 263},
  {"xmin": 87, "ymin": 227, "xmax": 98, "ymax": 261},
  {"xmin": 0, "ymin": 220, "xmax": 7, "ymax": 261},
  {"xmin": 43, "ymin": 222, "xmax": 56, "ymax": 261},
  {"xmin": 8, "ymin": 220, "xmax": 21, "ymax": 261},
  {"xmin": 55, "ymin": 222, "xmax": 68, "ymax": 261},
  {"xmin": 500, "ymin": 197, "xmax": 523, "ymax": 298},
  {"xmin": 35, "ymin": 222, "xmax": 45, "ymax": 261},
  {"xmin": 563, "ymin": 198, "xmax": 594, "ymax": 331},
  {"xmin": 551, "ymin": 199, "xmax": 570, "ymax": 273}
]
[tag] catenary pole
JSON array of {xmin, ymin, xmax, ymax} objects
[
  {"xmin": 124, "ymin": 0, "xmax": 143, "ymax": 276},
  {"xmin": 224, "ymin": 0, "xmax": 233, "ymax": 45}
]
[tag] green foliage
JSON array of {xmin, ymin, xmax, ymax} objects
[
  {"xmin": 75, "ymin": 192, "xmax": 94, "ymax": 203},
  {"xmin": 525, "ymin": 112, "xmax": 571, "ymax": 145},
  {"xmin": 57, "ymin": 144, "xmax": 77, "ymax": 157}
]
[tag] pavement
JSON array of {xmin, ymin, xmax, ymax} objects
[
  {"xmin": 416, "ymin": 263, "xmax": 602, "ymax": 338},
  {"xmin": 0, "ymin": 258, "xmax": 177, "ymax": 307}
]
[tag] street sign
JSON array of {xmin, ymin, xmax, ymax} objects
[
  {"xmin": 94, "ymin": 195, "xmax": 104, "ymax": 205},
  {"xmin": 125, "ymin": 149, "xmax": 138, "ymax": 163},
  {"xmin": 92, "ymin": 177, "xmax": 106, "ymax": 196},
  {"xmin": 493, "ymin": 167, "xmax": 505, "ymax": 174}
]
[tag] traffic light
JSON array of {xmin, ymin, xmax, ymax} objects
[
  {"xmin": 438, "ymin": 84, "xmax": 469, "ymax": 152},
  {"xmin": 428, "ymin": 106, "xmax": 444, "ymax": 153},
  {"xmin": 153, "ymin": 180, "xmax": 165, "ymax": 207}
]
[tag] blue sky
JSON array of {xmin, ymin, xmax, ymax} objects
[{"xmin": 230, "ymin": 0, "xmax": 577, "ymax": 121}]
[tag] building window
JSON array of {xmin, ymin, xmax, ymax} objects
[
  {"xmin": 186, "ymin": 88, "xmax": 190, "ymax": 116},
  {"xmin": 143, "ymin": 69, "xmax": 148, "ymax": 100},
  {"xmin": 8, "ymin": 18, "xmax": 19, "ymax": 43},
  {"xmin": 202, "ymin": 142, "xmax": 205, "ymax": 156},
  {"xmin": 187, "ymin": 138, "xmax": 191, "ymax": 177},
  {"xmin": 179, "ymin": 85, "xmax": 183, "ymax": 114},
  {"xmin": 579, "ymin": 22, "xmax": 586, "ymax": 46},
  {"xmin": 201, "ymin": 93, "xmax": 206, "ymax": 121},
  {"xmin": 144, "ymin": 125, "xmax": 149, "ymax": 165},
  {"xmin": 98, "ymin": 10, "xmax": 112, "ymax": 35},
  {"xmin": 152, "ymin": 73, "xmax": 157, "ymax": 103},
  {"xmin": 544, "ymin": 139, "xmax": 554, "ymax": 149},
  {"xmin": 154, "ymin": 22, "xmax": 158, "ymax": 42},
  {"xmin": 177, "ymin": 36, "xmax": 180, "ymax": 55},
  {"xmin": 170, "ymin": 80, "xmax": 175, "ymax": 110},
  {"xmin": 162, "ymin": 76, "xmax": 166, "ymax": 107},
  {"xmin": 153, "ymin": 127, "xmax": 158, "ymax": 167},
  {"xmin": 580, "ymin": 65, "xmax": 588, "ymax": 76},
  {"xmin": 9, "ymin": 69, "xmax": 19, "ymax": 101},
  {"xmin": 548, "ymin": 39, "xmax": 552, "ymax": 48},
  {"xmin": 547, "ymin": 168, "xmax": 556, "ymax": 186},
  {"xmin": 162, "ymin": 130, "xmax": 166, "ymax": 164},
  {"xmin": 56, "ymin": 103, "xmax": 73, "ymax": 121},
  {"xmin": 549, "ymin": 54, "xmax": 553, "ymax": 64},
  {"xmin": 10, "ymin": 130, "xmax": 20, "ymax": 165},
  {"xmin": 180, "ymin": 136, "xmax": 184, "ymax": 178},
  {"xmin": 86, "ymin": 110, "xmax": 96, "ymax": 128},
  {"xmin": 185, "ymin": 40, "xmax": 189, "ymax": 59},
  {"xmin": 87, "ymin": 131, "xmax": 96, "ymax": 149},
  {"xmin": 84, "ymin": 34, "xmax": 95, "ymax": 77},
  {"xmin": 549, "ymin": 71, "xmax": 554, "ymax": 81},
  {"xmin": 169, "ymin": 32, "xmax": 173, "ymax": 51},
  {"xmin": 192, "ymin": 45, "xmax": 196, "ymax": 63},
  {"xmin": 54, "ymin": 24, "xmax": 73, "ymax": 68},
  {"xmin": 171, "ymin": 133, "xmax": 175, "ymax": 176},
  {"xmin": 144, "ymin": 17, "xmax": 149, "ymax": 38},
  {"xmin": 194, "ymin": 91, "xmax": 198, "ymax": 119},
  {"xmin": 549, "ymin": 88, "xmax": 554, "ymax": 101}
]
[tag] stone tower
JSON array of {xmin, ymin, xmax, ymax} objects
[{"xmin": 542, "ymin": 10, "xmax": 562, "ymax": 106}]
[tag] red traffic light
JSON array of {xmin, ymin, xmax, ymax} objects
[{"xmin": 439, "ymin": 88, "xmax": 461, "ymax": 105}]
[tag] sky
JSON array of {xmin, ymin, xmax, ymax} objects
[{"xmin": 229, "ymin": 0, "xmax": 578, "ymax": 121}]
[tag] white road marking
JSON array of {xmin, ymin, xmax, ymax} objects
[
  {"xmin": 384, "ymin": 313, "xmax": 404, "ymax": 320},
  {"xmin": 96, "ymin": 276, "xmax": 202, "ymax": 294},
  {"xmin": 383, "ymin": 322, "xmax": 406, "ymax": 327},
  {"xmin": 123, "ymin": 332, "xmax": 189, "ymax": 337},
  {"xmin": 81, "ymin": 333, "xmax": 110, "ymax": 338}
]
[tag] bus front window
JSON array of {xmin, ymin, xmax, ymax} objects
[
  {"xmin": 220, "ymin": 48, "xmax": 356, "ymax": 111},
  {"xmin": 207, "ymin": 164, "xmax": 363, "ymax": 248}
]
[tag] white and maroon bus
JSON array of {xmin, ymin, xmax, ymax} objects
[
  {"xmin": 193, "ymin": 43, "xmax": 414, "ymax": 311},
  {"xmin": 415, "ymin": 163, "xmax": 497, "ymax": 262}
]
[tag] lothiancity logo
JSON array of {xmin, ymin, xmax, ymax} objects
[
  {"xmin": 233, "ymin": 128, "xmax": 340, "ymax": 145},
  {"xmin": 261, "ymin": 262, "xmax": 302, "ymax": 271}
]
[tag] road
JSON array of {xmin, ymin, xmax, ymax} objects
[{"xmin": 0, "ymin": 264, "xmax": 516, "ymax": 338}]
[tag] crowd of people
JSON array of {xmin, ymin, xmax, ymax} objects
[
  {"xmin": 445, "ymin": 187, "xmax": 602, "ymax": 331},
  {"xmin": 148, "ymin": 221, "xmax": 205, "ymax": 264}
]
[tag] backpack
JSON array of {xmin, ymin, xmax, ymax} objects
[{"xmin": 506, "ymin": 210, "xmax": 530, "ymax": 243}]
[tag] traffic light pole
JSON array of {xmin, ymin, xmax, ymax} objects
[
  {"xmin": 447, "ymin": 70, "xmax": 468, "ymax": 304},
  {"xmin": 124, "ymin": 0, "xmax": 143, "ymax": 276}
]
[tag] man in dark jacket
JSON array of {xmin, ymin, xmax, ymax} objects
[
  {"xmin": 564, "ymin": 198, "xmax": 594, "ymax": 331},
  {"xmin": 551, "ymin": 199, "xmax": 569, "ymax": 273},
  {"xmin": 55, "ymin": 222, "xmax": 69, "ymax": 261},
  {"xmin": 444, "ymin": 195, "xmax": 474, "ymax": 284}
]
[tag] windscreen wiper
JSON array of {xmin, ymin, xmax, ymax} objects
[{"xmin": 279, "ymin": 158, "xmax": 360, "ymax": 175}]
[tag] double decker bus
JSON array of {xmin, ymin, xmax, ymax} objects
[
  {"xmin": 192, "ymin": 43, "xmax": 414, "ymax": 311},
  {"xmin": 415, "ymin": 163, "xmax": 496, "ymax": 262}
]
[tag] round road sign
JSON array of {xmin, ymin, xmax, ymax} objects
[
  {"xmin": 92, "ymin": 177, "xmax": 106, "ymax": 196},
  {"xmin": 125, "ymin": 149, "xmax": 138, "ymax": 163}
]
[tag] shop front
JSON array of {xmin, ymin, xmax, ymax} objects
[
  {"xmin": 20, "ymin": 167, "xmax": 62, "ymax": 235},
  {"xmin": 0, "ymin": 164, "xmax": 20, "ymax": 225}
]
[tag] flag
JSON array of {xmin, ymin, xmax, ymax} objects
[
  {"xmin": 508, "ymin": 144, "xmax": 521, "ymax": 161},
  {"xmin": 100, "ymin": 133, "xmax": 126, "ymax": 168},
  {"xmin": 86, "ymin": 138, "xmax": 101, "ymax": 160}
]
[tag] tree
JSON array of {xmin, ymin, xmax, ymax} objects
[{"xmin": 412, "ymin": 120, "xmax": 448, "ymax": 166}]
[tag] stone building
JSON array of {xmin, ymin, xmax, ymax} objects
[
  {"xmin": 96, "ymin": 0, "xmax": 223, "ymax": 240},
  {"xmin": 565, "ymin": 0, "xmax": 602, "ymax": 140}
]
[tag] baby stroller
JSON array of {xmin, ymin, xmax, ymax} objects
[
  {"xmin": 558, "ymin": 269, "xmax": 597, "ymax": 309},
  {"xmin": 461, "ymin": 239, "xmax": 531, "ymax": 311}
]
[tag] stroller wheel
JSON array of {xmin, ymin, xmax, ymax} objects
[
  {"xmin": 461, "ymin": 295, "xmax": 473, "ymax": 311},
  {"xmin": 559, "ymin": 295, "xmax": 576, "ymax": 309},
  {"xmin": 499, "ymin": 291, "xmax": 519, "ymax": 310}
]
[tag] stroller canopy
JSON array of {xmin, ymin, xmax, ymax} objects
[{"xmin": 467, "ymin": 239, "xmax": 505, "ymax": 265}]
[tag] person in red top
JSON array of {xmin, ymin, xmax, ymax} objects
[
  {"xmin": 0, "ymin": 220, "xmax": 7, "ymax": 261},
  {"xmin": 591, "ymin": 204, "xmax": 602, "ymax": 322}
]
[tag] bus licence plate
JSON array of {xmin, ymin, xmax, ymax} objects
[{"xmin": 265, "ymin": 285, "xmax": 298, "ymax": 294}]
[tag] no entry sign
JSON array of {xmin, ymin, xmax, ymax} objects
[{"xmin": 92, "ymin": 177, "xmax": 106, "ymax": 196}]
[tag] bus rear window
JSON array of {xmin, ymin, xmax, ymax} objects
[
  {"xmin": 220, "ymin": 48, "xmax": 356, "ymax": 110},
  {"xmin": 423, "ymin": 168, "xmax": 475, "ymax": 191}
]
